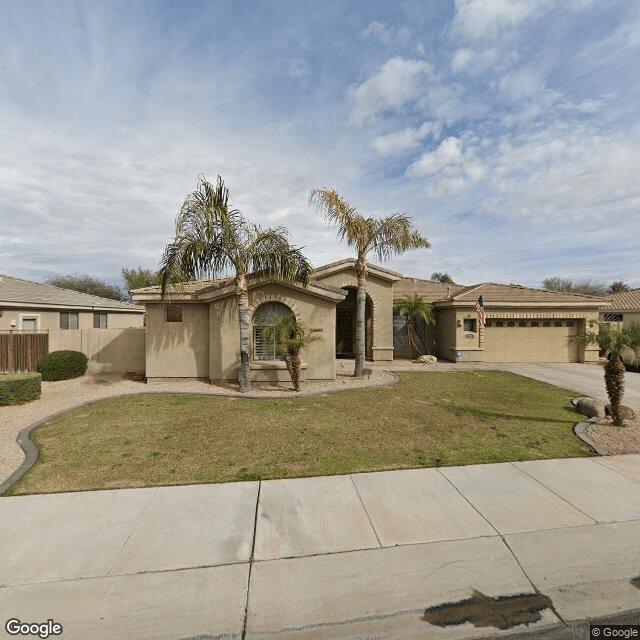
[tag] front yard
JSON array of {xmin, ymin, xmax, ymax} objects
[{"xmin": 4, "ymin": 371, "xmax": 592, "ymax": 495}]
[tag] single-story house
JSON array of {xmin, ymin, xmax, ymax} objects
[
  {"xmin": 132, "ymin": 260, "xmax": 609, "ymax": 382},
  {"xmin": 0, "ymin": 274, "xmax": 145, "ymax": 373},
  {"xmin": 600, "ymin": 288, "xmax": 640, "ymax": 327}
]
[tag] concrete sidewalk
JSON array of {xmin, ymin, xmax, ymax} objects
[{"xmin": 1, "ymin": 455, "xmax": 640, "ymax": 639}]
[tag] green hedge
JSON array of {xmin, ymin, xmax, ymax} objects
[
  {"xmin": 0, "ymin": 372, "xmax": 42, "ymax": 406},
  {"xmin": 36, "ymin": 350, "xmax": 88, "ymax": 381}
]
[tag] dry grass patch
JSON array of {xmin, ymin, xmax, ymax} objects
[{"xmin": 4, "ymin": 371, "xmax": 592, "ymax": 495}]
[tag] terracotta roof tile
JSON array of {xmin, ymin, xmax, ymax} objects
[
  {"xmin": 393, "ymin": 278, "xmax": 464, "ymax": 303},
  {"xmin": 450, "ymin": 283, "xmax": 611, "ymax": 304},
  {"xmin": 609, "ymin": 288, "xmax": 640, "ymax": 311}
]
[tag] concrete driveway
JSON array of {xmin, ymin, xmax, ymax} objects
[
  {"xmin": 497, "ymin": 363, "xmax": 640, "ymax": 412},
  {"xmin": 2, "ymin": 456, "xmax": 640, "ymax": 639}
]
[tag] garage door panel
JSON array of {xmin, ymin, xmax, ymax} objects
[{"xmin": 483, "ymin": 321, "xmax": 578, "ymax": 363}]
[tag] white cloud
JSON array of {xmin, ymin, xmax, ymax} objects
[
  {"xmin": 406, "ymin": 137, "xmax": 487, "ymax": 195},
  {"xmin": 372, "ymin": 122, "xmax": 433, "ymax": 155},
  {"xmin": 498, "ymin": 67, "xmax": 547, "ymax": 100},
  {"xmin": 359, "ymin": 20, "xmax": 411, "ymax": 46},
  {"xmin": 484, "ymin": 127, "xmax": 640, "ymax": 227},
  {"xmin": 349, "ymin": 57, "xmax": 433, "ymax": 123},
  {"xmin": 451, "ymin": 0, "xmax": 555, "ymax": 41}
]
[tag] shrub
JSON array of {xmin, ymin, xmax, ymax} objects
[
  {"xmin": 36, "ymin": 350, "xmax": 88, "ymax": 381},
  {"xmin": 0, "ymin": 372, "xmax": 42, "ymax": 406},
  {"xmin": 624, "ymin": 359, "xmax": 640, "ymax": 373}
]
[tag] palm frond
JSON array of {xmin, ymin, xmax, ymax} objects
[
  {"xmin": 368, "ymin": 213, "xmax": 431, "ymax": 263},
  {"xmin": 394, "ymin": 294, "xmax": 435, "ymax": 324}
]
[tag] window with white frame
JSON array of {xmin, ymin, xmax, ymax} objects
[
  {"xmin": 93, "ymin": 312, "xmax": 108, "ymax": 328},
  {"xmin": 253, "ymin": 302, "xmax": 294, "ymax": 361},
  {"xmin": 60, "ymin": 311, "xmax": 79, "ymax": 330}
]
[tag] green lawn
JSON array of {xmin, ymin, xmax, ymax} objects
[{"xmin": 4, "ymin": 371, "xmax": 592, "ymax": 495}]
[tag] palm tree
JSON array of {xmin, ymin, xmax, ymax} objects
[
  {"xmin": 259, "ymin": 314, "xmax": 323, "ymax": 391},
  {"xmin": 394, "ymin": 295, "xmax": 435, "ymax": 359},
  {"xmin": 309, "ymin": 188, "xmax": 430, "ymax": 377},
  {"xmin": 573, "ymin": 322, "xmax": 640, "ymax": 425},
  {"xmin": 159, "ymin": 175, "xmax": 312, "ymax": 392}
]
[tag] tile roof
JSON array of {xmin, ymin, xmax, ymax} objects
[
  {"xmin": 131, "ymin": 274, "xmax": 347, "ymax": 301},
  {"xmin": 0, "ymin": 274, "xmax": 145, "ymax": 311},
  {"xmin": 609, "ymin": 288, "xmax": 640, "ymax": 311},
  {"xmin": 447, "ymin": 282, "xmax": 611, "ymax": 305},
  {"xmin": 393, "ymin": 277, "xmax": 464, "ymax": 303}
]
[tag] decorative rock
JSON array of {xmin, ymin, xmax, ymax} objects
[
  {"xmin": 572, "ymin": 397, "xmax": 606, "ymax": 419},
  {"xmin": 605, "ymin": 404, "xmax": 637, "ymax": 420},
  {"xmin": 417, "ymin": 354, "xmax": 438, "ymax": 364}
]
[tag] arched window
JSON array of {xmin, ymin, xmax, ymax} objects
[{"xmin": 253, "ymin": 302, "xmax": 294, "ymax": 361}]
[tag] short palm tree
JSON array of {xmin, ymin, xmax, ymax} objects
[
  {"xmin": 394, "ymin": 295, "xmax": 435, "ymax": 359},
  {"xmin": 259, "ymin": 314, "xmax": 323, "ymax": 391},
  {"xmin": 159, "ymin": 175, "xmax": 312, "ymax": 392},
  {"xmin": 573, "ymin": 322, "xmax": 640, "ymax": 425},
  {"xmin": 309, "ymin": 188, "xmax": 430, "ymax": 377}
]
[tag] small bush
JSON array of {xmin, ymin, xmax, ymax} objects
[
  {"xmin": 36, "ymin": 350, "xmax": 88, "ymax": 381},
  {"xmin": 624, "ymin": 359, "xmax": 640, "ymax": 373},
  {"xmin": 0, "ymin": 372, "xmax": 42, "ymax": 406}
]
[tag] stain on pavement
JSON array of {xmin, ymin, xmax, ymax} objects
[{"xmin": 422, "ymin": 588, "xmax": 554, "ymax": 630}]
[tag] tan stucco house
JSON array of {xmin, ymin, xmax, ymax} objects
[
  {"xmin": 132, "ymin": 260, "xmax": 610, "ymax": 382},
  {"xmin": 600, "ymin": 288, "xmax": 640, "ymax": 327},
  {"xmin": 0, "ymin": 274, "xmax": 145, "ymax": 373}
]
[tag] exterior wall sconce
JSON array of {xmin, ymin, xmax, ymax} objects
[{"xmin": 456, "ymin": 319, "xmax": 462, "ymax": 327}]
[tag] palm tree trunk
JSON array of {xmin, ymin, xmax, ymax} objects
[
  {"xmin": 290, "ymin": 354, "xmax": 302, "ymax": 391},
  {"xmin": 407, "ymin": 317, "xmax": 418, "ymax": 359},
  {"xmin": 354, "ymin": 274, "xmax": 366, "ymax": 377},
  {"xmin": 237, "ymin": 291, "xmax": 251, "ymax": 392},
  {"xmin": 604, "ymin": 356, "xmax": 625, "ymax": 426}
]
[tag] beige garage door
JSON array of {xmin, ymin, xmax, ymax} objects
[{"xmin": 483, "ymin": 319, "xmax": 579, "ymax": 362}]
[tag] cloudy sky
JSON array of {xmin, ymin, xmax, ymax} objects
[{"xmin": 1, "ymin": 0, "xmax": 639, "ymax": 290}]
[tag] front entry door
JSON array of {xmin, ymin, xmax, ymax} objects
[{"xmin": 336, "ymin": 309, "xmax": 355, "ymax": 356}]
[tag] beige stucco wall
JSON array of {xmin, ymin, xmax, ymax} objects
[
  {"xmin": 435, "ymin": 305, "xmax": 601, "ymax": 363},
  {"xmin": 49, "ymin": 328, "xmax": 146, "ymax": 373},
  {"xmin": 209, "ymin": 284, "xmax": 337, "ymax": 381},
  {"xmin": 312, "ymin": 270, "xmax": 395, "ymax": 361},
  {"xmin": 144, "ymin": 284, "xmax": 339, "ymax": 382},
  {"xmin": 434, "ymin": 308, "xmax": 458, "ymax": 361},
  {"xmin": 0, "ymin": 308, "xmax": 143, "ymax": 332},
  {"xmin": 145, "ymin": 303, "xmax": 210, "ymax": 378}
]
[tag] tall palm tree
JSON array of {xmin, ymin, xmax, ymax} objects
[
  {"xmin": 394, "ymin": 294, "xmax": 435, "ymax": 359},
  {"xmin": 573, "ymin": 322, "xmax": 640, "ymax": 425},
  {"xmin": 309, "ymin": 188, "xmax": 430, "ymax": 377},
  {"xmin": 159, "ymin": 175, "xmax": 312, "ymax": 392}
]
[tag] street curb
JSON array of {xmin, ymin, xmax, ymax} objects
[{"xmin": 573, "ymin": 417, "xmax": 606, "ymax": 455}]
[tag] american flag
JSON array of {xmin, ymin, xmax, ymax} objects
[{"xmin": 475, "ymin": 295, "xmax": 485, "ymax": 327}]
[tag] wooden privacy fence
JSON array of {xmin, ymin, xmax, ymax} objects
[{"xmin": 0, "ymin": 331, "xmax": 49, "ymax": 373}]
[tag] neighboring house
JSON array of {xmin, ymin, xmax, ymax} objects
[
  {"xmin": 132, "ymin": 261, "xmax": 611, "ymax": 383},
  {"xmin": 600, "ymin": 288, "xmax": 640, "ymax": 327},
  {"xmin": 0, "ymin": 274, "xmax": 145, "ymax": 373}
]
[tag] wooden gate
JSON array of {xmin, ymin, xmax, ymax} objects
[{"xmin": 0, "ymin": 331, "xmax": 49, "ymax": 373}]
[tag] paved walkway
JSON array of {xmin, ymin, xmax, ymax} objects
[{"xmin": 2, "ymin": 455, "xmax": 640, "ymax": 639}]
